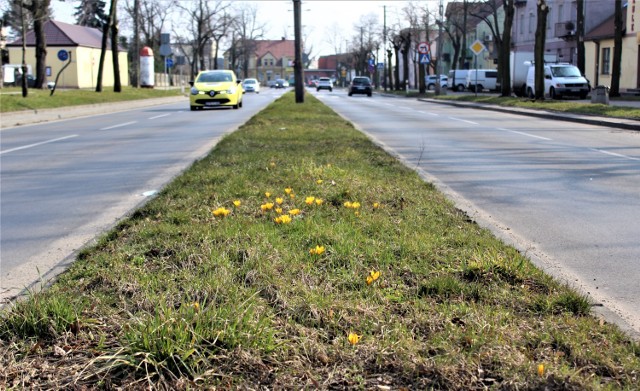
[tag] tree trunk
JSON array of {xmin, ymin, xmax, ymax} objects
[
  {"xmin": 96, "ymin": 0, "xmax": 115, "ymax": 92},
  {"xmin": 32, "ymin": 18, "xmax": 47, "ymax": 89},
  {"xmin": 610, "ymin": 0, "xmax": 623, "ymax": 97},
  {"xmin": 500, "ymin": 0, "xmax": 515, "ymax": 97},
  {"xmin": 111, "ymin": 0, "xmax": 121, "ymax": 92},
  {"xmin": 21, "ymin": 4, "xmax": 28, "ymax": 98},
  {"xmin": 534, "ymin": 0, "xmax": 549, "ymax": 100},
  {"xmin": 576, "ymin": 0, "xmax": 585, "ymax": 75},
  {"xmin": 386, "ymin": 48, "xmax": 393, "ymax": 90}
]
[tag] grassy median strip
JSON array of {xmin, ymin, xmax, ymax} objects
[
  {"xmin": 0, "ymin": 86, "xmax": 183, "ymax": 113},
  {"xmin": 1, "ymin": 92, "xmax": 638, "ymax": 389}
]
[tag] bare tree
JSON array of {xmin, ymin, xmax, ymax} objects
[
  {"xmin": 110, "ymin": 0, "xmax": 121, "ymax": 92},
  {"xmin": 533, "ymin": 0, "xmax": 549, "ymax": 100},
  {"xmin": 325, "ymin": 22, "xmax": 345, "ymax": 55},
  {"xmin": 231, "ymin": 3, "xmax": 266, "ymax": 79},
  {"xmin": 177, "ymin": 0, "xmax": 229, "ymax": 78},
  {"xmin": 123, "ymin": 0, "xmax": 173, "ymax": 82},
  {"xmin": 96, "ymin": 0, "xmax": 115, "ymax": 92},
  {"xmin": 23, "ymin": 0, "xmax": 51, "ymax": 89},
  {"xmin": 468, "ymin": 0, "xmax": 514, "ymax": 97},
  {"xmin": 610, "ymin": 0, "xmax": 623, "ymax": 97},
  {"xmin": 500, "ymin": 0, "xmax": 514, "ymax": 97}
]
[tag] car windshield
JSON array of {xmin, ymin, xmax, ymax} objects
[
  {"xmin": 551, "ymin": 66, "xmax": 581, "ymax": 78},
  {"xmin": 353, "ymin": 78, "xmax": 370, "ymax": 85},
  {"xmin": 244, "ymin": 80, "xmax": 256, "ymax": 84},
  {"xmin": 198, "ymin": 72, "xmax": 232, "ymax": 82}
]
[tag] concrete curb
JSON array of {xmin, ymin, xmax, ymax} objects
[
  {"xmin": 417, "ymin": 98, "xmax": 640, "ymax": 131},
  {"xmin": 1, "ymin": 95, "xmax": 187, "ymax": 129}
]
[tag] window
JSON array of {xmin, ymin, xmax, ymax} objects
[
  {"xmin": 601, "ymin": 47, "xmax": 611, "ymax": 75},
  {"xmin": 558, "ymin": 4, "xmax": 564, "ymax": 23},
  {"xmin": 519, "ymin": 13, "xmax": 525, "ymax": 35},
  {"xmin": 529, "ymin": 13, "xmax": 535, "ymax": 34}
]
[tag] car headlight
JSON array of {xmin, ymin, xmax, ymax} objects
[
  {"xmin": 220, "ymin": 87, "xmax": 236, "ymax": 94},
  {"xmin": 190, "ymin": 87, "xmax": 200, "ymax": 95}
]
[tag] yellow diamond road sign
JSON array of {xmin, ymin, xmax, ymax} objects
[{"xmin": 470, "ymin": 40, "xmax": 486, "ymax": 56}]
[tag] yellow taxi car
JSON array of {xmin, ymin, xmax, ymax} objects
[{"xmin": 189, "ymin": 70, "xmax": 243, "ymax": 110}]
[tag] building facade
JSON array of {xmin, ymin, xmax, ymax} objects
[
  {"xmin": 6, "ymin": 20, "xmax": 129, "ymax": 89},
  {"xmin": 584, "ymin": 0, "xmax": 640, "ymax": 91},
  {"xmin": 224, "ymin": 39, "xmax": 295, "ymax": 85}
]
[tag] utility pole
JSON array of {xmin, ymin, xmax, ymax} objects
[
  {"xmin": 133, "ymin": 0, "xmax": 140, "ymax": 88},
  {"xmin": 293, "ymin": 0, "xmax": 304, "ymax": 103},
  {"xmin": 436, "ymin": 0, "xmax": 444, "ymax": 95}
]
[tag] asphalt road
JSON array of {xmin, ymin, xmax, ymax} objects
[
  {"xmin": 312, "ymin": 89, "xmax": 640, "ymax": 337},
  {"xmin": 0, "ymin": 89, "xmax": 286, "ymax": 302}
]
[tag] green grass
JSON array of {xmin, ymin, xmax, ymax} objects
[
  {"xmin": 1, "ymin": 92, "xmax": 638, "ymax": 389},
  {"xmin": 0, "ymin": 86, "xmax": 183, "ymax": 113}
]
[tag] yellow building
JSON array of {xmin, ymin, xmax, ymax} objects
[
  {"xmin": 585, "ymin": 1, "xmax": 640, "ymax": 92},
  {"xmin": 6, "ymin": 20, "xmax": 129, "ymax": 89}
]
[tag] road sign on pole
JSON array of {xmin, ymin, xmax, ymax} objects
[
  {"xmin": 418, "ymin": 42, "xmax": 429, "ymax": 54},
  {"xmin": 419, "ymin": 53, "xmax": 430, "ymax": 64}
]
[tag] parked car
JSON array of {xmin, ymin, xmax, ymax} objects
[
  {"xmin": 189, "ymin": 70, "xmax": 243, "ymax": 110},
  {"xmin": 274, "ymin": 79, "xmax": 289, "ymax": 88},
  {"xmin": 448, "ymin": 69, "xmax": 470, "ymax": 91},
  {"xmin": 466, "ymin": 69, "xmax": 499, "ymax": 92},
  {"xmin": 242, "ymin": 78, "xmax": 260, "ymax": 93},
  {"xmin": 425, "ymin": 74, "xmax": 448, "ymax": 90},
  {"xmin": 348, "ymin": 76, "xmax": 372, "ymax": 96},
  {"xmin": 525, "ymin": 63, "xmax": 590, "ymax": 100},
  {"xmin": 14, "ymin": 74, "xmax": 37, "ymax": 88},
  {"xmin": 316, "ymin": 77, "xmax": 333, "ymax": 92}
]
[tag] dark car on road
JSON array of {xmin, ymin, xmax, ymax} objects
[{"xmin": 348, "ymin": 76, "xmax": 372, "ymax": 97}]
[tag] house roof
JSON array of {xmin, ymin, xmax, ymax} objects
[
  {"xmin": 255, "ymin": 39, "xmax": 295, "ymax": 60},
  {"xmin": 7, "ymin": 20, "xmax": 112, "ymax": 49},
  {"xmin": 585, "ymin": 6, "xmax": 627, "ymax": 41}
]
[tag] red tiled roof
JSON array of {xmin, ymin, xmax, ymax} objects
[
  {"xmin": 7, "ymin": 20, "xmax": 111, "ymax": 49},
  {"xmin": 255, "ymin": 40, "xmax": 295, "ymax": 60}
]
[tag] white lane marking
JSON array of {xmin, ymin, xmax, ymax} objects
[
  {"xmin": 418, "ymin": 111, "xmax": 439, "ymax": 116},
  {"xmin": 0, "ymin": 135, "xmax": 78, "ymax": 155},
  {"xmin": 589, "ymin": 148, "xmax": 640, "ymax": 161},
  {"xmin": 100, "ymin": 121, "xmax": 137, "ymax": 130},
  {"xmin": 497, "ymin": 127, "xmax": 552, "ymax": 141},
  {"xmin": 148, "ymin": 114, "xmax": 170, "ymax": 120},
  {"xmin": 448, "ymin": 117, "xmax": 478, "ymax": 125}
]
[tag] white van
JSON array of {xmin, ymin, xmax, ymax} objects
[
  {"xmin": 466, "ymin": 69, "xmax": 498, "ymax": 92},
  {"xmin": 525, "ymin": 63, "xmax": 590, "ymax": 99},
  {"xmin": 448, "ymin": 69, "xmax": 470, "ymax": 91}
]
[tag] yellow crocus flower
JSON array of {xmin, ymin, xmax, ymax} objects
[
  {"xmin": 212, "ymin": 207, "xmax": 231, "ymax": 217},
  {"xmin": 233, "ymin": 200, "xmax": 241, "ymax": 207},
  {"xmin": 305, "ymin": 196, "xmax": 315, "ymax": 205},
  {"xmin": 348, "ymin": 332, "xmax": 361, "ymax": 345},
  {"xmin": 284, "ymin": 187, "xmax": 293, "ymax": 194},
  {"xmin": 315, "ymin": 199, "xmax": 324, "ymax": 205},
  {"xmin": 275, "ymin": 197, "xmax": 284, "ymax": 204},
  {"xmin": 289, "ymin": 208, "xmax": 301, "ymax": 216},
  {"xmin": 265, "ymin": 192, "xmax": 271, "ymax": 198}
]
